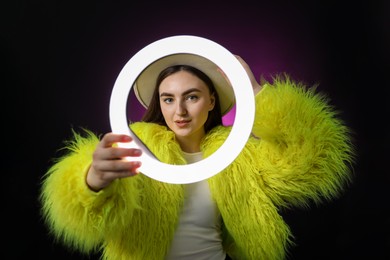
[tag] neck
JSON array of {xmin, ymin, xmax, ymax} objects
[
  {"xmin": 176, "ymin": 137, "xmax": 201, "ymax": 153},
  {"xmin": 176, "ymin": 131, "xmax": 205, "ymax": 153}
]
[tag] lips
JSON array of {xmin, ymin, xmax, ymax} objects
[{"xmin": 175, "ymin": 119, "xmax": 191, "ymax": 127}]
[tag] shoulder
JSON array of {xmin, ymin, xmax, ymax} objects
[
  {"xmin": 204, "ymin": 125, "xmax": 230, "ymax": 143},
  {"xmin": 202, "ymin": 125, "xmax": 233, "ymax": 156}
]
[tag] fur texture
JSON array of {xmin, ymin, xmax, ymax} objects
[{"xmin": 40, "ymin": 78, "xmax": 354, "ymax": 259}]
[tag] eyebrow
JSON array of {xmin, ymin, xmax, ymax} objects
[{"xmin": 160, "ymin": 88, "xmax": 202, "ymax": 97}]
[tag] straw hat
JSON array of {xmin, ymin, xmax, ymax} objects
[{"xmin": 134, "ymin": 53, "xmax": 235, "ymax": 115}]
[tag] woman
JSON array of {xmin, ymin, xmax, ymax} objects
[{"xmin": 40, "ymin": 54, "xmax": 354, "ymax": 259}]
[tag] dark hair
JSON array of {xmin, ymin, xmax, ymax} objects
[{"xmin": 142, "ymin": 65, "xmax": 222, "ymax": 133}]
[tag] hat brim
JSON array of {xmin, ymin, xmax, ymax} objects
[{"xmin": 134, "ymin": 53, "xmax": 235, "ymax": 116}]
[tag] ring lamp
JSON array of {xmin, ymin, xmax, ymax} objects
[{"xmin": 110, "ymin": 35, "xmax": 255, "ymax": 184}]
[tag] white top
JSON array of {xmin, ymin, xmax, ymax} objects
[{"xmin": 166, "ymin": 152, "xmax": 226, "ymax": 260}]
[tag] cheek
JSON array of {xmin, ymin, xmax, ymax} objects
[
  {"xmin": 160, "ymin": 106, "xmax": 170, "ymax": 119},
  {"xmin": 198, "ymin": 105, "xmax": 212, "ymax": 121},
  {"xmin": 160, "ymin": 105, "xmax": 176, "ymax": 125}
]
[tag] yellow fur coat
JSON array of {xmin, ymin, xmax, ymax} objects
[{"xmin": 40, "ymin": 78, "xmax": 354, "ymax": 259}]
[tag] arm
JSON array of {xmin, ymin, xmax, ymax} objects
[
  {"xmin": 40, "ymin": 130, "xmax": 142, "ymax": 253},
  {"xmin": 253, "ymin": 78, "xmax": 355, "ymax": 208}
]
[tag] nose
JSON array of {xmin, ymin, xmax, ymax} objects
[{"xmin": 176, "ymin": 100, "xmax": 187, "ymax": 116}]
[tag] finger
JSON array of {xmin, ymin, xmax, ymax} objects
[
  {"xmin": 94, "ymin": 159, "xmax": 142, "ymax": 173},
  {"xmin": 100, "ymin": 133, "xmax": 133, "ymax": 148},
  {"xmin": 106, "ymin": 161, "xmax": 142, "ymax": 179},
  {"xmin": 95, "ymin": 147, "xmax": 142, "ymax": 161},
  {"xmin": 120, "ymin": 148, "xmax": 143, "ymax": 157}
]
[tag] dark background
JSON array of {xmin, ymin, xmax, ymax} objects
[{"xmin": 2, "ymin": 1, "xmax": 389, "ymax": 259}]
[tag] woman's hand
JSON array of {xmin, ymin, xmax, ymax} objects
[
  {"xmin": 234, "ymin": 55, "xmax": 262, "ymax": 95},
  {"xmin": 86, "ymin": 133, "xmax": 142, "ymax": 191}
]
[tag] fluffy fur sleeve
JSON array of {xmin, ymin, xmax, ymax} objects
[
  {"xmin": 39, "ymin": 130, "xmax": 142, "ymax": 253},
  {"xmin": 253, "ymin": 77, "xmax": 355, "ymax": 208}
]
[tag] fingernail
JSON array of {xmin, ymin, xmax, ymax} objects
[{"xmin": 133, "ymin": 161, "xmax": 142, "ymax": 167}]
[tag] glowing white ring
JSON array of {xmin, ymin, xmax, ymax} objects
[{"xmin": 110, "ymin": 35, "xmax": 255, "ymax": 184}]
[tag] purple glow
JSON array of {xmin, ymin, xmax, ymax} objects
[
  {"xmin": 125, "ymin": 16, "xmax": 322, "ymax": 127},
  {"xmin": 222, "ymin": 105, "xmax": 236, "ymax": 126}
]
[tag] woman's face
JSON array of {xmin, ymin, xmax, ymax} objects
[{"xmin": 159, "ymin": 70, "xmax": 215, "ymax": 152}]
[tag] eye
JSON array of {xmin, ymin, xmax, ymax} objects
[
  {"xmin": 163, "ymin": 97, "xmax": 174, "ymax": 104},
  {"xmin": 186, "ymin": 95, "xmax": 199, "ymax": 101}
]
